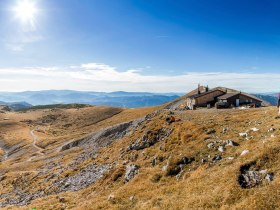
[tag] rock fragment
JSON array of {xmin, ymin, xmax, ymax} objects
[
  {"xmin": 207, "ymin": 142, "xmax": 214, "ymax": 149},
  {"xmin": 265, "ymin": 173, "xmax": 274, "ymax": 182},
  {"xmin": 124, "ymin": 164, "xmax": 139, "ymax": 182},
  {"xmin": 250, "ymin": 128, "xmax": 259, "ymax": 132},
  {"xmin": 239, "ymin": 133, "xmax": 248, "ymax": 137},
  {"xmin": 218, "ymin": 146, "xmax": 225, "ymax": 152},
  {"xmin": 206, "ymin": 128, "xmax": 216, "ymax": 135},
  {"xmin": 225, "ymin": 139, "xmax": 239, "ymax": 147},
  {"xmin": 212, "ymin": 154, "xmax": 222, "ymax": 161},
  {"xmin": 240, "ymin": 150, "xmax": 249, "ymax": 156},
  {"xmin": 268, "ymin": 128, "xmax": 275, "ymax": 133},
  {"xmin": 222, "ymin": 127, "xmax": 229, "ymax": 133}
]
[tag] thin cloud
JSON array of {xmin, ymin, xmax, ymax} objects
[
  {"xmin": 3, "ymin": 34, "xmax": 44, "ymax": 52},
  {"xmin": 0, "ymin": 62, "xmax": 279, "ymax": 93}
]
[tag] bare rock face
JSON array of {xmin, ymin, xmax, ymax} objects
[
  {"xmin": 124, "ymin": 165, "xmax": 139, "ymax": 182},
  {"xmin": 61, "ymin": 117, "xmax": 146, "ymax": 152},
  {"xmin": 52, "ymin": 164, "xmax": 109, "ymax": 192}
]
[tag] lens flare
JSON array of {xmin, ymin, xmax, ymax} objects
[{"xmin": 13, "ymin": 0, "xmax": 38, "ymax": 28}]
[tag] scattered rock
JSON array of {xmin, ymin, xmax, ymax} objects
[
  {"xmin": 222, "ymin": 127, "xmax": 229, "ymax": 133},
  {"xmin": 218, "ymin": 146, "xmax": 225, "ymax": 152},
  {"xmin": 227, "ymin": 157, "xmax": 234, "ymax": 160},
  {"xmin": 239, "ymin": 133, "xmax": 248, "ymax": 137},
  {"xmin": 58, "ymin": 197, "xmax": 66, "ymax": 203},
  {"xmin": 265, "ymin": 173, "xmax": 274, "ymax": 182},
  {"xmin": 240, "ymin": 150, "xmax": 249, "ymax": 156},
  {"xmin": 212, "ymin": 154, "xmax": 222, "ymax": 161},
  {"xmin": 162, "ymin": 165, "xmax": 168, "ymax": 171},
  {"xmin": 124, "ymin": 164, "xmax": 139, "ymax": 182},
  {"xmin": 250, "ymin": 128, "xmax": 259, "ymax": 132},
  {"xmin": 259, "ymin": 169, "xmax": 268, "ymax": 174},
  {"xmin": 129, "ymin": 196, "xmax": 135, "ymax": 201},
  {"xmin": 151, "ymin": 157, "xmax": 158, "ymax": 167},
  {"xmin": 108, "ymin": 194, "xmax": 115, "ymax": 203},
  {"xmin": 207, "ymin": 142, "xmax": 215, "ymax": 149},
  {"xmin": 0, "ymin": 175, "xmax": 6, "ymax": 182},
  {"xmin": 166, "ymin": 116, "xmax": 176, "ymax": 124},
  {"xmin": 206, "ymin": 128, "xmax": 216, "ymax": 135},
  {"xmin": 268, "ymin": 128, "xmax": 276, "ymax": 133},
  {"xmin": 225, "ymin": 139, "xmax": 239, "ymax": 147}
]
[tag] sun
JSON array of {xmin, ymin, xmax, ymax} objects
[{"xmin": 13, "ymin": 0, "xmax": 38, "ymax": 27}]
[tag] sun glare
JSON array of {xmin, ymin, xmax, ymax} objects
[{"xmin": 13, "ymin": 0, "xmax": 38, "ymax": 27}]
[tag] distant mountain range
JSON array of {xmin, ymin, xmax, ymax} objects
[
  {"xmin": 0, "ymin": 90, "xmax": 277, "ymax": 110},
  {"xmin": 0, "ymin": 90, "xmax": 183, "ymax": 109},
  {"xmin": 254, "ymin": 93, "xmax": 278, "ymax": 106}
]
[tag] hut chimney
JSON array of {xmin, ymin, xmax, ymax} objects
[
  {"xmin": 206, "ymin": 85, "xmax": 209, "ymax": 92},
  {"xmin": 198, "ymin": 84, "xmax": 201, "ymax": 94}
]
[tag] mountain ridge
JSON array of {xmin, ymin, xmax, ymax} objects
[{"xmin": 0, "ymin": 90, "xmax": 182, "ymax": 108}]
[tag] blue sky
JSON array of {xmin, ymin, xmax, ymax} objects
[{"xmin": 1, "ymin": 0, "xmax": 280, "ymax": 92}]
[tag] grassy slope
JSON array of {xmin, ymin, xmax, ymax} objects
[
  {"xmin": 1, "ymin": 106, "xmax": 280, "ymax": 209},
  {"xmin": 78, "ymin": 107, "xmax": 280, "ymax": 210}
]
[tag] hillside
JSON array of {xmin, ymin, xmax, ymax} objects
[
  {"xmin": 0, "ymin": 102, "xmax": 280, "ymax": 209},
  {"xmin": 0, "ymin": 101, "xmax": 32, "ymax": 111}
]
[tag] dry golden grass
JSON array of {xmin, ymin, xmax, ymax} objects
[{"xmin": 1, "ymin": 106, "xmax": 280, "ymax": 209}]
